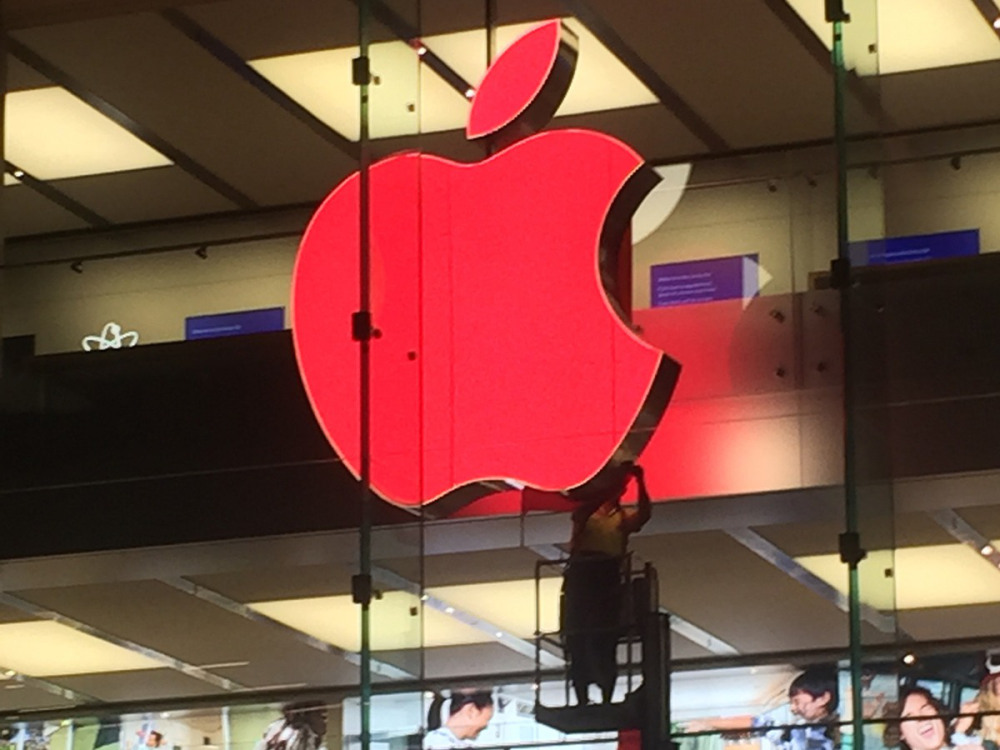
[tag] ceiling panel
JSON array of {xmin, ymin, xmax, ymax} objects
[
  {"xmin": 581, "ymin": 0, "xmax": 835, "ymax": 150},
  {"xmin": 958, "ymin": 505, "xmax": 1000, "ymax": 538},
  {"xmin": 7, "ymin": 54, "xmax": 52, "ymax": 91},
  {"xmin": 12, "ymin": 12, "xmax": 358, "ymax": 208},
  {"xmin": 755, "ymin": 512, "xmax": 956, "ymax": 557},
  {"xmin": 0, "ymin": 681, "xmax": 75, "ymax": 712},
  {"xmin": 381, "ymin": 547, "xmax": 550, "ymax": 587},
  {"xmin": 556, "ymin": 104, "xmax": 708, "ymax": 162},
  {"xmin": 54, "ymin": 166, "xmax": 238, "ymax": 224},
  {"xmin": 423, "ymin": 642, "xmax": 535, "ymax": 679},
  {"xmin": 52, "ymin": 667, "xmax": 222, "ymax": 702},
  {"xmin": 188, "ymin": 563, "xmax": 354, "ymax": 602},
  {"xmin": 6, "ymin": 86, "xmax": 172, "ymax": 181},
  {"xmin": 210, "ymin": 650, "xmax": 359, "ymax": 690},
  {"xmin": 898, "ymin": 603, "xmax": 1000, "ymax": 642},
  {"xmin": 2, "ymin": 0, "xmax": 219, "ymax": 30},
  {"xmin": 3, "ymin": 184, "xmax": 93, "ymax": 237},
  {"xmin": 0, "ymin": 602, "xmax": 37, "ymax": 624},
  {"xmin": 14, "ymin": 580, "xmax": 363, "ymax": 668},
  {"xmin": 184, "ymin": 0, "xmax": 360, "ymax": 58},
  {"xmin": 631, "ymin": 530, "xmax": 851, "ymax": 653},
  {"xmin": 881, "ymin": 61, "xmax": 1000, "ymax": 135}
]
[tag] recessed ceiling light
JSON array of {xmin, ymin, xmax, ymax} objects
[
  {"xmin": 797, "ymin": 541, "xmax": 1000, "ymax": 609},
  {"xmin": 784, "ymin": 0, "xmax": 1000, "ymax": 74},
  {"xmin": 982, "ymin": 544, "xmax": 994, "ymax": 556},
  {"xmin": 5, "ymin": 87, "xmax": 171, "ymax": 181},
  {"xmin": 249, "ymin": 579, "xmax": 564, "ymax": 651},
  {"xmin": 0, "ymin": 621, "xmax": 166, "ymax": 676},
  {"xmin": 249, "ymin": 17, "xmax": 656, "ymax": 142},
  {"xmin": 250, "ymin": 594, "xmax": 485, "ymax": 651}
]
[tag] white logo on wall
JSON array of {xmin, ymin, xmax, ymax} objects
[{"xmin": 82, "ymin": 322, "xmax": 140, "ymax": 351}]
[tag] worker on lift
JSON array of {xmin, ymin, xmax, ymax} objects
[{"xmin": 563, "ymin": 462, "xmax": 651, "ymax": 705}]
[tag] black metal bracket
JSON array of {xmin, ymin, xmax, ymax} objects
[
  {"xmin": 351, "ymin": 311, "xmax": 373, "ymax": 342},
  {"xmin": 825, "ymin": 0, "xmax": 850, "ymax": 23},
  {"xmin": 352, "ymin": 56, "xmax": 371, "ymax": 86},
  {"xmin": 351, "ymin": 574, "xmax": 373, "ymax": 605},
  {"xmin": 830, "ymin": 257, "xmax": 852, "ymax": 290},
  {"xmin": 839, "ymin": 532, "xmax": 867, "ymax": 566}
]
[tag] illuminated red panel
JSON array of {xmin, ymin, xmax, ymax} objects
[
  {"xmin": 452, "ymin": 298, "xmax": 844, "ymax": 517},
  {"xmin": 467, "ymin": 20, "xmax": 564, "ymax": 140},
  {"xmin": 293, "ymin": 19, "xmax": 677, "ymax": 511},
  {"xmin": 292, "ymin": 131, "xmax": 667, "ymax": 507}
]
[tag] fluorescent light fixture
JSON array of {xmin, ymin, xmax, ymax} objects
[
  {"xmin": 5, "ymin": 87, "xmax": 171, "ymax": 182},
  {"xmin": 249, "ymin": 17, "xmax": 656, "ymax": 142},
  {"xmin": 426, "ymin": 578, "xmax": 563, "ymax": 639},
  {"xmin": 429, "ymin": 19, "xmax": 657, "ymax": 117},
  {"xmin": 783, "ymin": 0, "xmax": 1000, "ymax": 74},
  {"xmin": 0, "ymin": 621, "xmax": 166, "ymax": 676},
  {"xmin": 251, "ymin": 578, "xmax": 563, "ymax": 651},
  {"xmin": 876, "ymin": 0, "xmax": 1000, "ymax": 73},
  {"xmin": 250, "ymin": 592, "xmax": 488, "ymax": 651},
  {"xmin": 250, "ymin": 41, "xmax": 467, "ymax": 140},
  {"xmin": 796, "ymin": 540, "xmax": 1000, "ymax": 610}
]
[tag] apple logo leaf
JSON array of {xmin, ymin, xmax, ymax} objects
[{"xmin": 466, "ymin": 19, "xmax": 579, "ymax": 148}]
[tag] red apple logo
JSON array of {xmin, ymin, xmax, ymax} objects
[{"xmin": 292, "ymin": 20, "xmax": 680, "ymax": 514}]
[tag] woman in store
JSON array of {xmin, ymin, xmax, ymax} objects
[
  {"xmin": 885, "ymin": 687, "xmax": 984, "ymax": 750},
  {"xmin": 954, "ymin": 671, "xmax": 1000, "ymax": 750},
  {"xmin": 423, "ymin": 690, "xmax": 495, "ymax": 749}
]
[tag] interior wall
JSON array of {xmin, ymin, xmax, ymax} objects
[
  {"xmin": 2, "ymin": 139, "xmax": 998, "ymax": 356},
  {"xmin": 3, "ymin": 236, "xmax": 296, "ymax": 354},
  {"xmin": 881, "ymin": 150, "xmax": 1000, "ymax": 250}
]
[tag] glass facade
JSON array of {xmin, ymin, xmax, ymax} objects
[{"xmin": 2, "ymin": 6, "xmax": 1000, "ymax": 750}]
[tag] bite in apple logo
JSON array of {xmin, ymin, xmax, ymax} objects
[{"xmin": 292, "ymin": 19, "xmax": 681, "ymax": 515}]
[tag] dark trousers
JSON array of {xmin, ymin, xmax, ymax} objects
[{"xmin": 562, "ymin": 554, "xmax": 623, "ymax": 704}]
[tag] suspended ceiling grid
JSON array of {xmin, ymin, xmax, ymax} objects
[
  {"xmin": 0, "ymin": 474, "xmax": 999, "ymax": 714},
  {"xmin": 1, "ymin": 0, "xmax": 998, "ymax": 239}
]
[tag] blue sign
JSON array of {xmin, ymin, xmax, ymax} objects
[
  {"xmin": 185, "ymin": 307, "xmax": 285, "ymax": 340},
  {"xmin": 650, "ymin": 254, "xmax": 759, "ymax": 308},
  {"xmin": 849, "ymin": 229, "xmax": 979, "ymax": 266}
]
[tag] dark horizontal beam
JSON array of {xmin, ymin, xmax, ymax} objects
[
  {"xmin": 5, "ymin": 161, "xmax": 112, "ymax": 228},
  {"xmin": 968, "ymin": 0, "xmax": 1000, "ymax": 38},
  {"xmin": 160, "ymin": 8, "xmax": 361, "ymax": 161},
  {"xmin": 760, "ymin": 0, "xmax": 890, "ymax": 129},
  {"xmin": 7, "ymin": 36, "xmax": 259, "ymax": 211},
  {"xmin": 560, "ymin": 0, "xmax": 730, "ymax": 152}
]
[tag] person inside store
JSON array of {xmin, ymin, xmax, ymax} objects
[
  {"xmin": 423, "ymin": 690, "xmax": 495, "ymax": 749},
  {"xmin": 884, "ymin": 687, "xmax": 985, "ymax": 750},
  {"xmin": 258, "ymin": 700, "xmax": 328, "ymax": 750},
  {"xmin": 953, "ymin": 660, "xmax": 1000, "ymax": 750},
  {"xmin": 685, "ymin": 665, "xmax": 841, "ymax": 750},
  {"xmin": 563, "ymin": 461, "xmax": 651, "ymax": 705}
]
